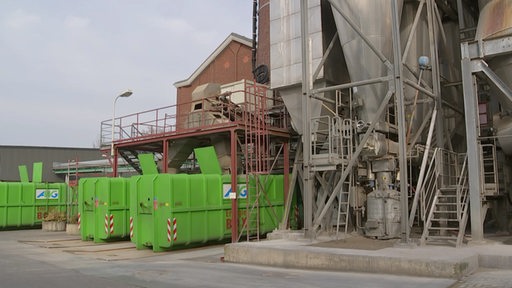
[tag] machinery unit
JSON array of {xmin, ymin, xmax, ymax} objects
[{"xmin": 268, "ymin": 0, "xmax": 512, "ymax": 245}]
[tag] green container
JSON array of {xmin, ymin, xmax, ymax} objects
[
  {"xmin": 131, "ymin": 174, "xmax": 284, "ymax": 252},
  {"xmin": 254, "ymin": 174, "xmax": 285, "ymax": 233},
  {"xmin": 0, "ymin": 182, "xmax": 68, "ymax": 229},
  {"xmin": 78, "ymin": 177, "xmax": 130, "ymax": 242},
  {"xmin": 229, "ymin": 175, "xmax": 284, "ymax": 235}
]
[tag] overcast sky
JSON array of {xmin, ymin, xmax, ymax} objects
[{"xmin": 0, "ymin": 1, "xmax": 252, "ymax": 148}]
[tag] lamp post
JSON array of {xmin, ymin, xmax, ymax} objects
[{"xmin": 111, "ymin": 90, "xmax": 133, "ymax": 158}]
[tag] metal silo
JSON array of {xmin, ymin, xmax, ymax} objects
[
  {"xmin": 330, "ymin": 0, "xmax": 403, "ymax": 128},
  {"xmin": 476, "ymin": 0, "xmax": 512, "ymax": 155}
]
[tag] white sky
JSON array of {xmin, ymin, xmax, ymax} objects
[{"xmin": 0, "ymin": 1, "xmax": 252, "ymax": 148}]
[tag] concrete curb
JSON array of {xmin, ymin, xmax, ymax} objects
[{"xmin": 224, "ymin": 241, "xmax": 480, "ymax": 279}]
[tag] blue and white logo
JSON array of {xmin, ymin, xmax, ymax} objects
[
  {"xmin": 238, "ymin": 185, "xmax": 248, "ymax": 199},
  {"xmin": 35, "ymin": 189, "xmax": 59, "ymax": 200},
  {"xmin": 223, "ymin": 184, "xmax": 248, "ymax": 199},
  {"xmin": 50, "ymin": 190, "xmax": 59, "ymax": 199},
  {"xmin": 36, "ymin": 190, "xmax": 46, "ymax": 199},
  {"xmin": 223, "ymin": 184, "xmax": 235, "ymax": 199}
]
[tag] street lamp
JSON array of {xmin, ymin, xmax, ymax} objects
[{"xmin": 111, "ymin": 90, "xmax": 133, "ymax": 158}]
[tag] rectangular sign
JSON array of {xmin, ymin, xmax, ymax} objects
[
  {"xmin": 35, "ymin": 189, "xmax": 59, "ymax": 200},
  {"xmin": 222, "ymin": 184, "xmax": 247, "ymax": 199}
]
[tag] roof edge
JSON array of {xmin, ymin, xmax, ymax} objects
[{"xmin": 173, "ymin": 33, "xmax": 252, "ymax": 88}]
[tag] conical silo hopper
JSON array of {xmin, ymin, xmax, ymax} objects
[
  {"xmin": 330, "ymin": 0, "xmax": 403, "ymax": 128},
  {"xmin": 270, "ymin": 0, "xmax": 344, "ymax": 134}
]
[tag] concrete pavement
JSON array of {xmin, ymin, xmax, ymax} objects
[
  {"xmin": 224, "ymin": 231, "xmax": 512, "ymax": 280},
  {"xmin": 0, "ymin": 229, "xmax": 457, "ymax": 288}
]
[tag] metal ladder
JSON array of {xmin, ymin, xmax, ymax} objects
[
  {"xmin": 335, "ymin": 119, "xmax": 354, "ymax": 238},
  {"xmin": 240, "ymin": 82, "xmax": 270, "ymax": 241},
  {"xmin": 420, "ymin": 155, "xmax": 469, "ymax": 247},
  {"xmin": 480, "ymin": 142, "xmax": 499, "ymax": 196}
]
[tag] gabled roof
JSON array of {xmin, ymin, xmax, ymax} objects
[{"xmin": 173, "ymin": 33, "xmax": 252, "ymax": 88}]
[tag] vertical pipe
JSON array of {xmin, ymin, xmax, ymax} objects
[
  {"xmin": 113, "ymin": 149, "xmax": 118, "ymax": 177},
  {"xmin": 284, "ymin": 141, "xmax": 290, "ymax": 216},
  {"xmin": 427, "ymin": 0, "xmax": 445, "ymax": 150},
  {"xmin": 391, "ymin": 0, "xmax": 410, "ymax": 242},
  {"xmin": 456, "ymin": 0, "xmax": 466, "ymax": 39},
  {"xmin": 230, "ymin": 129, "xmax": 239, "ymax": 243},
  {"xmin": 300, "ymin": 0, "xmax": 313, "ymax": 237},
  {"xmin": 252, "ymin": 0, "xmax": 258, "ymax": 75},
  {"xmin": 461, "ymin": 54, "xmax": 484, "ymax": 242},
  {"xmin": 162, "ymin": 140, "xmax": 168, "ymax": 174}
]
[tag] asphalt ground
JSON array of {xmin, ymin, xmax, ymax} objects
[{"xmin": 0, "ymin": 229, "xmax": 459, "ymax": 288}]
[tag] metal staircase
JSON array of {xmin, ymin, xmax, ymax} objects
[
  {"xmin": 118, "ymin": 150, "xmax": 142, "ymax": 174},
  {"xmin": 421, "ymin": 154, "xmax": 469, "ymax": 247},
  {"xmin": 118, "ymin": 150, "xmax": 163, "ymax": 175},
  {"xmin": 309, "ymin": 112, "xmax": 355, "ymax": 237},
  {"xmin": 239, "ymin": 82, "xmax": 271, "ymax": 241}
]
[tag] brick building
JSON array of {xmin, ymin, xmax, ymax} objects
[{"xmin": 173, "ymin": 33, "xmax": 254, "ymax": 127}]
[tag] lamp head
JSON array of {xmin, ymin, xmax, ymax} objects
[{"xmin": 119, "ymin": 90, "xmax": 133, "ymax": 98}]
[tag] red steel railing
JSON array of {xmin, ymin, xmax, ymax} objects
[{"xmin": 100, "ymin": 81, "xmax": 288, "ymax": 147}]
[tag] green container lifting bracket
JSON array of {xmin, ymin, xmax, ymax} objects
[
  {"xmin": 18, "ymin": 165, "xmax": 29, "ymax": 183},
  {"xmin": 32, "ymin": 162, "xmax": 43, "ymax": 183},
  {"xmin": 194, "ymin": 146, "xmax": 222, "ymax": 175},
  {"xmin": 138, "ymin": 154, "xmax": 159, "ymax": 175}
]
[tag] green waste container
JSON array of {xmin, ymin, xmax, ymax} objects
[
  {"xmin": 0, "ymin": 182, "xmax": 68, "ymax": 229},
  {"xmin": 130, "ymin": 174, "xmax": 229, "ymax": 252},
  {"xmin": 221, "ymin": 174, "xmax": 285, "ymax": 236},
  {"xmin": 78, "ymin": 177, "xmax": 130, "ymax": 242},
  {"xmin": 130, "ymin": 173, "xmax": 284, "ymax": 252}
]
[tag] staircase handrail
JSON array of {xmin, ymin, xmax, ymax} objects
[
  {"xmin": 456, "ymin": 154, "xmax": 468, "ymax": 221},
  {"xmin": 419, "ymin": 147, "xmax": 439, "ymax": 222},
  {"xmin": 311, "ymin": 115, "xmax": 332, "ymax": 157}
]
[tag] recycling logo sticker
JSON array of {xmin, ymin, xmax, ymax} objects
[{"xmin": 35, "ymin": 189, "xmax": 59, "ymax": 200}]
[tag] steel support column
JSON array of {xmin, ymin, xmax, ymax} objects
[
  {"xmin": 230, "ymin": 129, "xmax": 239, "ymax": 243},
  {"xmin": 162, "ymin": 139, "xmax": 169, "ymax": 173},
  {"xmin": 461, "ymin": 57, "xmax": 484, "ymax": 242},
  {"xmin": 284, "ymin": 141, "xmax": 290, "ymax": 211},
  {"xmin": 300, "ymin": 0, "xmax": 314, "ymax": 237},
  {"xmin": 391, "ymin": 0, "xmax": 410, "ymax": 242},
  {"xmin": 112, "ymin": 149, "xmax": 118, "ymax": 177}
]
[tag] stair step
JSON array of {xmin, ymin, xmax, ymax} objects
[
  {"xmin": 436, "ymin": 203, "xmax": 458, "ymax": 206},
  {"xmin": 438, "ymin": 195, "xmax": 458, "ymax": 198},
  {"xmin": 431, "ymin": 218, "xmax": 460, "ymax": 222},
  {"xmin": 426, "ymin": 235, "xmax": 457, "ymax": 240},
  {"xmin": 429, "ymin": 227, "xmax": 459, "ymax": 231},
  {"xmin": 439, "ymin": 187, "xmax": 457, "ymax": 191},
  {"xmin": 433, "ymin": 210, "xmax": 458, "ymax": 214}
]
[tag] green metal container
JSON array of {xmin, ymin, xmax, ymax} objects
[
  {"xmin": 130, "ymin": 174, "xmax": 284, "ymax": 252},
  {"xmin": 230, "ymin": 174, "xmax": 285, "ymax": 236},
  {"xmin": 0, "ymin": 182, "xmax": 68, "ymax": 229},
  {"xmin": 130, "ymin": 174, "xmax": 228, "ymax": 252},
  {"xmin": 253, "ymin": 174, "xmax": 285, "ymax": 234},
  {"xmin": 78, "ymin": 177, "xmax": 130, "ymax": 242}
]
